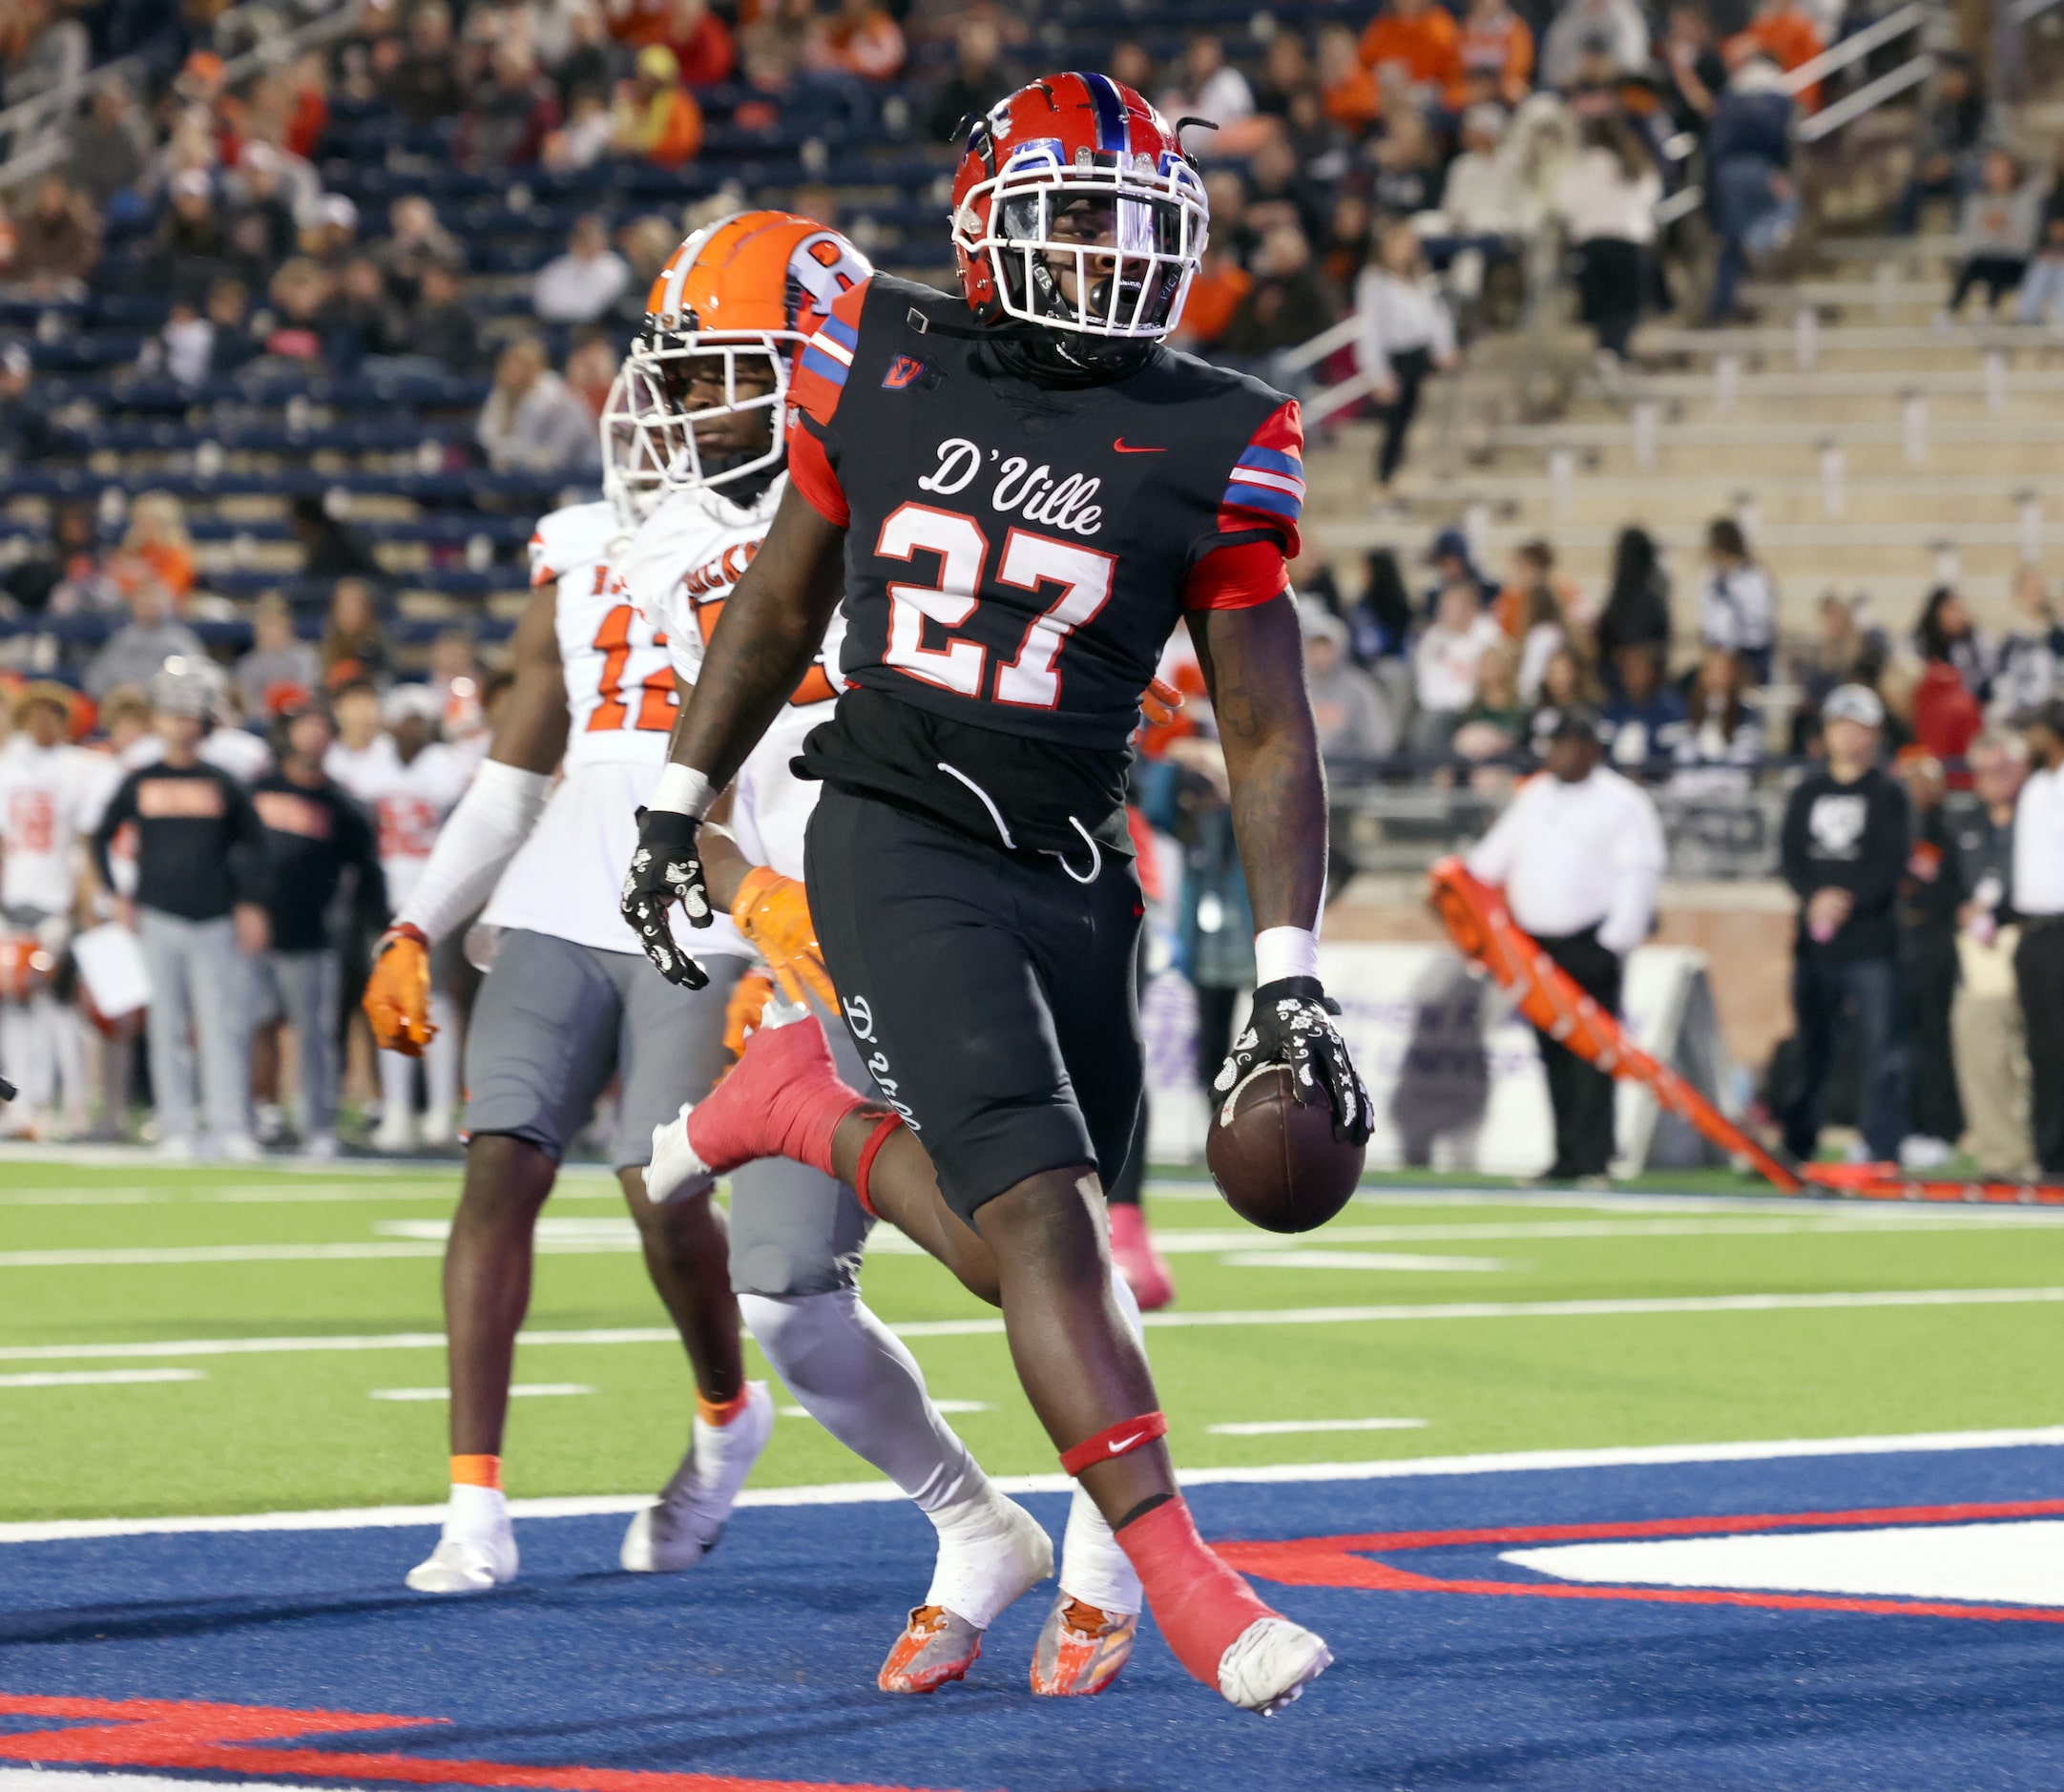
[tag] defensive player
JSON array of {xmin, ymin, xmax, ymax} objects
[
  {"xmin": 363, "ymin": 456, "xmax": 774, "ymax": 1592},
  {"xmin": 610, "ymin": 211, "xmax": 1147, "ymax": 1695},
  {"xmin": 335, "ymin": 685, "xmax": 469, "ymax": 1152},
  {"xmin": 625, "ymin": 76, "xmax": 1372, "ymax": 1715}
]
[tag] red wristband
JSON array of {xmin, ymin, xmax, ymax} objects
[
  {"xmin": 382, "ymin": 923, "xmax": 428, "ymax": 951},
  {"xmin": 1058, "ymin": 1410, "xmax": 1169, "ymax": 1477}
]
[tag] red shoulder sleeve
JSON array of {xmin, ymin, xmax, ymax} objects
[
  {"xmin": 787, "ymin": 416, "xmax": 849, "ymax": 528},
  {"xmin": 1183, "ymin": 397, "xmax": 1303, "ymax": 610},
  {"xmin": 1212, "ymin": 398, "xmax": 1303, "ymax": 555},
  {"xmin": 789, "ymin": 275, "xmax": 870, "ymax": 427}
]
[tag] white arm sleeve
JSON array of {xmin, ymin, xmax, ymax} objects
[{"xmin": 394, "ymin": 758, "xmax": 552, "ymax": 945}]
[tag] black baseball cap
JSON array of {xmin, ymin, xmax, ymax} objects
[{"xmin": 1547, "ymin": 705, "xmax": 1603, "ymax": 742}]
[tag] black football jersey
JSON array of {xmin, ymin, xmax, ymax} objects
[{"xmin": 787, "ymin": 273, "xmax": 1304, "ymax": 854}]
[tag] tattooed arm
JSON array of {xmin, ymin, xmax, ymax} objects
[
  {"xmin": 1185, "ymin": 593, "xmax": 1328, "ymax": 933},
  {"xmin": 666, "ymin": 482, "xmax": 847, "ymax": 788}
]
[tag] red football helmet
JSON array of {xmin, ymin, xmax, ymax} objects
[{"xmin": 949, "ymin": 73, "xmax": 1208, "ymax": 344}]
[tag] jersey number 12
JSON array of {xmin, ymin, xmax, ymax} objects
[{"xmin": 588, "ymin": 603, "xmax": 676, "ymax": 733}]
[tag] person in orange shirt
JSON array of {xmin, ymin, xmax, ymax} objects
[
  {"xmin": 1170, "ymin": 240, "xmax": 1254, "ymax": 348},
  {"xmin": 611, "ymin": 44, "xmax": 704, "ymax": 165},
  {"xmin": 809, "ymin": 0, "xmax": 906, "ymax": 81},
  {"xmin": 1454, "ymin": 0, "xmax": 1534, "ymax": 108},
  {"xmin": 114, "ymin": 492, "xmax": 197, "ymax": 606},
  {"xmin": 1359, "ymin": 0, "xmax": 1464, "ymax": 100},
  {"xmin": 1728, "ymin": 0, "xmax": 1824, "ymax": 110},
  {"xmin": 1318, "ymin": 22, "xmax": 1382, "ymax": 131}
]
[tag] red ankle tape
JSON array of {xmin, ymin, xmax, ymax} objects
[
  {"xmin": 1058, "ymin": 1411, "xmax": 1168, "ymax": 1478},
  {"xmin": 852, "ymin": 1113, "xmax": 904, "ymax": 1219}
]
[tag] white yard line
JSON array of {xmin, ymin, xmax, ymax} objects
[
  {"xmin": 6, "ymin": 1427, "xmax": 2062, "ymax": 1544},
  {"xmin": 368, "ymin": 1384, "xmax": 592, "ymax": 1402},
  {"xmin": 0, "ymin": 1368, "xmax": 203, "ymax": 1388},
  {"xmin": 1217, "ymin": 1251, "xmax": 1522, "ymax": 1272},
  {"xmin": 3, "ymin": 1284, "xmax": 2062, "ymax": 1365}
]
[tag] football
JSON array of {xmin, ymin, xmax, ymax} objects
[{"xmin": 1205, "ymin": 1064, "xmax": 1366, "ymax": 1234}]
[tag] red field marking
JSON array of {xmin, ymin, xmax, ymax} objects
[
  {"xmin": 0, "ymin": 1694, "xmax": 949, "ymax": 1792},
  {"xmin": 1218, "ymin": 1498, "xmax": 2064, "ymax": 1624}
]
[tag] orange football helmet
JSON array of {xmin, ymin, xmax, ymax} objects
[{"xmin": 609, "ymin": 210, "xmax": 871, "ymax": 511}]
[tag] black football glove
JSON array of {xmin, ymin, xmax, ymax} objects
[
  {"xmin": 621, "ymin": 806, "xmax": 712, "ymax": 990},
  {"xmin": 1215, "ymin": 976, "xmax": 1374, "ymax": 1145}
]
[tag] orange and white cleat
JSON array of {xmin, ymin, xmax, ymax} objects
[
  {"xmin": 878, "ymin": 1604, "xmax": 984, "ymax": 1694},
  {"xmin": 1030, "ymin": 1593, "xmax": 1138, "ymax": 1696}
]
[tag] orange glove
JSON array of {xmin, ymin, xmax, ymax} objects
[
  {"xmin": 723, "ymin": 967, "xmax": 776, "ymax": 1061},
  {"xmin": 730, "ymin": 865, "xmax": 837, "ymax": 1011},
  {"xmin": 1141, "ymin": 676, "xmax": 1184, "ymax": 728},
  {"xmin": 363, "ymin": 925, "xmax": 435, "ymax": 1056}
]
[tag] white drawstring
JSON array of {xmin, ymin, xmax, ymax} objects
[
  {"xmin": 935, "ymin": 761, "xmax": 1016, "ymax": 849},
  {"xmin": 1046, "ymin": 816, "xmax": 1102, "ymax": 886}
]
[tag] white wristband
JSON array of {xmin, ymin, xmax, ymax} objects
[
  {"xmin": 1254, "ymin": 925, "xmax": 1320, "ymax": 986},
  {"xmin": 651, "ymin": 763, "xmax": 716, "ymax": 819}
]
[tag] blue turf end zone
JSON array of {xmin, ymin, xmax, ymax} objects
[{"xmin": 3, "ymin": 1447, "xmax": 2062, "ymax": 1790}]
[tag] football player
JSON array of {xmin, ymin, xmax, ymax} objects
[
  {"xmin": 625, "ymin": 76, "xmax": 1373, "ymax": 1716},
  {"xmin": 363, "ymin": 455, "xmax": 773, "ymax": 1592},
  {"xmin": 610, "ymin": 211, "xmax": 1145, "ymax": 1696},
  {"xmin": 334, "ymin": 684, "xmax": 469, "ymax": 1152}
]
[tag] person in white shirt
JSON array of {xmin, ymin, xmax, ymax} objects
[
  {"xmin": 330, "ymin": 683, "xmax": 470, "ymax": 1150},
  {"xmin": 2013, "ymin": 698, "xmax": 2064, "ymax": 1174},
  {"xmin": 1555, "ymin": 114, "xmax": 1661, "ymax": 366},
  {"xmin": 531, "ymin": 213, "xmax": 631, "ymax": 324},
  {"xmin": 1413, "ymin": 579, "xmax": 1504, "ymax": 753},
  {"xmin": 1701, "ymin": 517, "xmax": 1777, "ymax": 682},
  {"xmin": 1355, "ymin": 223, "xmax": 1458, "ymax": 491},
  {"xmin": 1465, "ymin": 708, "xmax": 1667, "ymax": 1177},
  {"xmin": 0, "ymin": 683, "xmax": 96, "ymax": 1136}
]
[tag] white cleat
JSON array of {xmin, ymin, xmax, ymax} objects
[
  {"xmin": 406, "ymin": 1524, "xmax": 517, "ymax": 1593},
  {"xmin": 927, "ymin": 1492, "xmax": 1054, "ymax": 1631},
  {"xmin": 620, "ymin": 1382, "xmax": 775, "ymax": 1571},
  {"xmin": 644, "ymin": 1102, "xmax": 712, "ymax": 1205},
  {"xmin": 1218, "ymin": 1615, "xmax": 1333, "ymax": 1716},
  {"xmin": 372, "ymin": 1111, "xmax": 414, "ymax": 1155}
]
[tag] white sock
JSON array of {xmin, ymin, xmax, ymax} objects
[
  {"xmin": 378, "ymin": 1048, "xmax": 413, "ymax": 1124},
  {"xmin": 740, "ymin": 1289, "xmax": 988, "ymax": 1513},
  {"xmin": 1055, "ymin": 1263, "xmax": 1146, "ymax": 1615},
  {"xmin": 448, "ymin": 1481, "xmax": 507, "ymax": 1535}
]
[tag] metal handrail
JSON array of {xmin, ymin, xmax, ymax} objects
[
  {"xmin": 1797, "ymin": 53, "xmax": 1937, "ymax": 141},
  {"xmin": 1778, "ymin": 1, "xmax": 1926, "ymax": 95},
  {"xmin": 0, "ymin": 53, "xmax": 144, "ymax": 159},
  {"xmin": 1276, "ymin": 315, "xmax": 1360, "ymax": 376}
]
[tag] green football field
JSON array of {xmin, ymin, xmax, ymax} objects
[{"xmin": 3, "ymin": 1151, "xmax": 2062, "ymax": 1523}]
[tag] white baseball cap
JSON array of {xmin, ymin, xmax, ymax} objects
[{"xmin": 1823, "ymin": 683, "xmax": 1885, "ymax": 729}]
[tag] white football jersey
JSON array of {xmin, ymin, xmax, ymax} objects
[
  {"xmin": 0, "ymin": 739, "xmax": 101, "ymax": 916},
  {"xmin": 333, "ymin": 736, "xmax": 469, "ymax": 911},
  {"xmin": 479, "ymin": 500, "xmax": 744, "ymax": 957},
  {"xmin": 623, "ymin": 477, "xmax": 842, "ymax": 881}
]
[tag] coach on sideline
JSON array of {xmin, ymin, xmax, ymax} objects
[
  {"xmin": 1465, "ymin": 709, "xmax": 1666, "ymax": 1181},
  {"xmin": 2014, "ymin": 698, "xmax": 2064, "ymax": 1176}
]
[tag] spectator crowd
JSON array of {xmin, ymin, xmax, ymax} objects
[{"xmin": 0, "ymin": 0, "xmax": 2060, "ymax": 1182}]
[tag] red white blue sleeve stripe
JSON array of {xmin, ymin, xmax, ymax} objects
[
  {"xmin": 1220, "ymin": 444, "xmax": 1304, "ymax": 522},
  {"xmin": 800, "ymin": 312, "xmax": 858, "ymax": 388}
]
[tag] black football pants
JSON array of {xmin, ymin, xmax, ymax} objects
[
  {"xmin": 805, "ymin": 786, "xmax": 1145, "ymax": 1223},
  {"xmin": 1532, "ymin": 926, "xmax": 1621, "ymax": 1178}
]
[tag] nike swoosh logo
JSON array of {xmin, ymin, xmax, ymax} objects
[
  {"xmin": 1113, "ymin": 439, "xmax": 1164, "ymax": 454},
  {"xmin": 1107, "ymin": 1430, "xmax": 1148, "ymax": 1453}
]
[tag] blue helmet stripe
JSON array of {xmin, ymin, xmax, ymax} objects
[{"xmin": 1076, "ymin": 71, "xmax": 1129, "ymax": 156}]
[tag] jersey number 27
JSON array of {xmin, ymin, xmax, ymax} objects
[{"xmin": 876, "ymin": 503, "xmax": 1115, "ymax": 710}]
